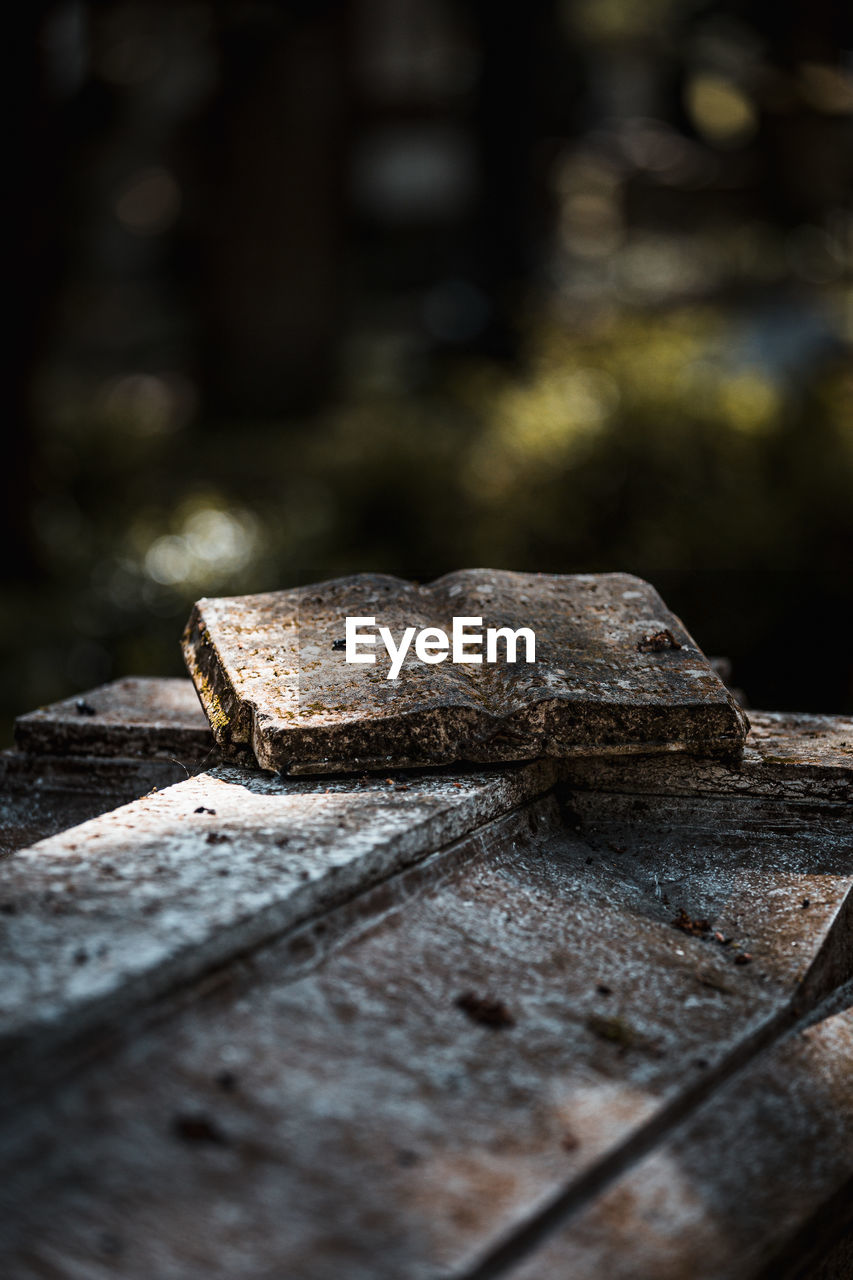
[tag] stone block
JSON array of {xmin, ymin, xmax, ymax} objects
[{"xmin": 182, "ymin": 571, "xmax": 748, "ymax": 774}]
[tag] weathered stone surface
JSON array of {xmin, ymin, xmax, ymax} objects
[
  {"xmin": 0, "ymin": 758, "xmax": 556, "ymax": 1101},
  {"xmin": 14, "ymin": 676, "xmax": 212, "ymax": 761},
  {"xmin": 181, "ymin": 571, "xmax": 748, "ymax": 775},
  {"xmin": 0, "ymin": 775, "xmax": 849, "ymax": 1279},
  {"xmin": 562, "ymin": 709, "xmax": 853, "ymax": 807},
  {"xmin": 0, "ymin": 709, "xmax": 848, "ymax": 1100},
  {"xmin": 1, "ymin": 686, "xmax": 849, "ymax": 1278},
  {"xmin": 1, "ymin": 678, "xmax": 216, "ymax": 858},
  {"xmin": 506, "ymin": 1007, "xmax": 853, "ymax": 1280}
]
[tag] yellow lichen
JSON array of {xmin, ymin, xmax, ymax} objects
[{"xmin": 197, "ymin": 675, "xmax": 230, "ymax": 732}]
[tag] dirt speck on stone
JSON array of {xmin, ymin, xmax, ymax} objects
[
  {"xmin": 172, "ymin": 1112, "xmax": 228, "ymax": 1144},
  {"xmin": 672, "ymin": 907, "xmax": 711, "ymax": 938},
  {"xmin": 586, "ymin": 1013, "xmax": 636, "ymax": 1050},
  {"xmin": 455, "ymin": 991, "xmax": 515, "ymax": 1029}
]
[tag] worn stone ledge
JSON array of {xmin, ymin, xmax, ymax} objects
[
  {"xmin": 1, "ymin": 749, "xmax": 196, "ymax": 799},
  {"xmin": 2, "ymin": 678, "xmax": 216, "ymax": 857},
  {"xmin": 1, "ymin": 693, "xmax": 849, "ymax": 1101},
  {"xmin": 9, "ymin": 679, "xmax": 848, "ymax": 807},
  {"xmin": 560, "ymin": 710, "xmax": 853, "ymax": 806},
  {"xmin": 14, "ymin": 676, "xmax": 212, "ymax": 762},
  {"xmin": 0, "ymin": 678, "xmax": 850, "ymax": 1278}
]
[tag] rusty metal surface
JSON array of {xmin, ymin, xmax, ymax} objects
[
  {"xmin": 181, "ymin": 571, "xmax": 748, "ymax": 775},
  {"xmin": 0, "ymin": 727, "xmax": 850, "ymax": 1278}
]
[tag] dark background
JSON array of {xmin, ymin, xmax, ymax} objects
[{"xmin": 4, "ymin": 0, "xmax": 852, "ymax": 739}]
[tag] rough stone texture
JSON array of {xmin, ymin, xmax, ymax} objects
[
  {"xmin": 14, "ymin": 676, "xmax": 212, "ymax": 761},
  {"xmin": 2, "ymin": 706, "xmax": 849, "ymax": 1101},
  {"xmin": 507, "ymin": 1007, "xmax": 853, "ymax": 1280},
  {"xmin": 0, "ymin": 775, "xmax": 849, "ymax": 1280},
  {"xmin": 0, "ymin": 783, "xmax": 136, "ymax": 862},
  {"xmin": 1, "ymin": 678, "xmax": 216, "ymax": 858},
  {"xmin": 0, "ymin": 685, "xmax": 850, "ymax": 1279},
  {"xmin": 562, "ymin": 710, "xmax": 853, "ymax": 807},
  {"xmin": 181, "ymin": 571, "xmax": 748, "ymax": 775},
  {"xmin": 0, "ymin": 758, "xmax": 556, "ymax": 1101}
]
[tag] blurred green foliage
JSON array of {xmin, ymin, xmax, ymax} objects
[
  {"xmin": 5, "ymin": 0, "xmax": 852, "ymax": 738},
  {"xmin": 5, "ymin": 296, "xmax": 851, "ymax": 740}
]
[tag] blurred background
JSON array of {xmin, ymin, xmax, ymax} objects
[{"xmin": 3, "ymin": 0, "xmax": 852, "ymax": 740}]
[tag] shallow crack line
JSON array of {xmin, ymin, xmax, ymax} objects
[
  {"xmin": 455, "ymin": 1003, "xmax": 800, "ymax": 1280},
  {"xmin": 458, "ymin": 874, "xmax": 853, "ymax": 1280}
]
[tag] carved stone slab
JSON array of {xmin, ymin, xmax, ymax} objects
[
  {"xmin": 561, "ymin": 710, "xmax": 853, "ymax": 807},
  {"xmin": 1, "ymin": 678, "xmax": 216, "ymax": 856},
  {"xmin": 182, "ymin": 571, "xmax": 748, "ymax": 775}
]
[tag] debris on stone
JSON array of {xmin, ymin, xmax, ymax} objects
[
  {"xmin": 672, "ymin": 908, "xmax": 711, "ymax": 938},
  {"xmin": 637, "ymin": 629, "xmax": 682, "ymax": 653},
  {"xmin": 455, "ymin": 991, "xmax": 515, "ymax": 1029},
  {"xmin": 172, "ymin": 1113, "xmax": 228, "ymax": 1145},
  {"xmin": 15, "ymin": 677, "xmax": 212, "ymax": 763}
]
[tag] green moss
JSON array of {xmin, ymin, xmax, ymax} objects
[
  {"xmin": 586, "ymin": 1013, "xmax": 636, "ymax": 1049},
  {"xmin": 197, "ymin": 675, "xmax": 230, "ymax": 733}
]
